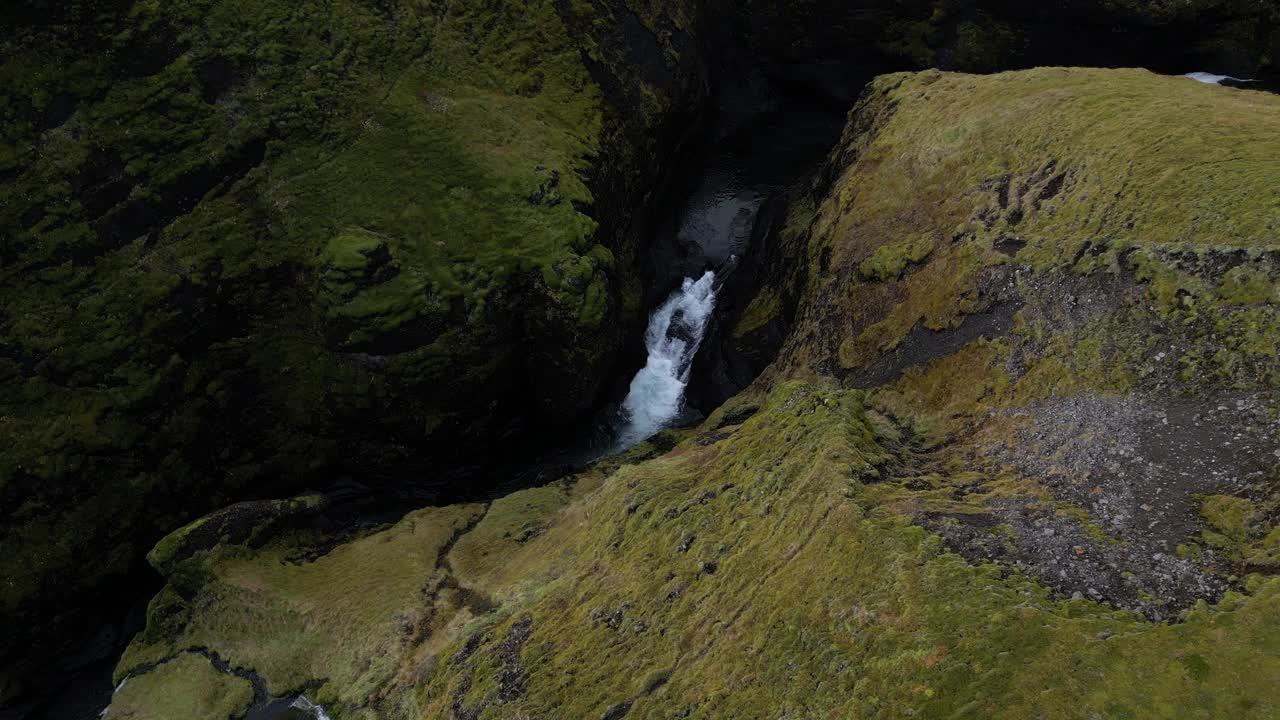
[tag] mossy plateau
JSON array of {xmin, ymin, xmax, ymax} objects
[{"xmin": 766, "ymin": 68, "xmax": 1279, "ymax": 617}]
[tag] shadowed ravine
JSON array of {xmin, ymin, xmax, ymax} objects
[{"xmin": 5, "ymin": 1, "xmax": 1280, "ymax": 716}]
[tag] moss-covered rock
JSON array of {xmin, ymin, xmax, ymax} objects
[
  {"xmin": 0, "ymin": 0, "xmax": 711, "ymax": 696},
  {"xmin": 858, "ymin": 235, "xmax": 935, "ymax": 281},
  {"xmin": 117, "ymin": 503, "xmax": 488, "ymax": 710},
  {"xmin": 109, "ymin": 652, "xmax": 255, "ymax": 720},
  {"xmin": 785, "ymin": 67, "xmax": 1280, "ymax": 386},
  {"xmin": 147, "ymin": 493, "xmax": 328, "ymax": 576},
  {"xmin": 760, "ymin": 69, "xmax": 1280, "ymax": 618}
]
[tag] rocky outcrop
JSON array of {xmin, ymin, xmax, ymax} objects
[
  {"xmin": 110, "ymin": 69, "xmax": 1280, "ymax": 719},
  {"xmin": 145, "ymin": 494, "xmax": 330, "ymax": 577},
  {"xmin": 689, "ymin": 0, "xmax": 1279, "ymax": 418}
]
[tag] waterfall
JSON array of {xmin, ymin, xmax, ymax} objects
[
  {"xmin": 614, "ymin": 270, "xmax": 717, "ymax": 449},
  {"xmin": 290, "ymin": 696, "xmax": 332, "ymax": 720},
  {"xmin": 97, "ymin": 677, "xmax": 129, "ymax": 718}
]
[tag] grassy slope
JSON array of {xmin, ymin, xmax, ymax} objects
[
  {"xmin": 829, "ymin": 68, "xmax": 1280, "ymax": 253},
  {"xmin": 760, "ymin": 68, "xmax": 1279, "ymax": 618},
  {"xmin": 776, "ymin": 68, "xmax": 1280, "ymax": 386},
  {"xmin": 423, "ymin": 385, "xmax": 1280, "ymax": 720},
  {"xmin": 115, "ymin": 381, "xmax": 1280, "ymax": 719}
]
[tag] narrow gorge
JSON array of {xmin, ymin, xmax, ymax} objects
[{"xmin": 2, "ymin": 1, "xmax": 1279, "ymax": 719}]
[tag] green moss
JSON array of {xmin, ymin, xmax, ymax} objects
[
  {"xmin": 858, "ymin": 235, "xmax": 935, "ymax": 281},
  {"xmin": 788, "ymin": 68, "xmax": 1280, "ymax": 398},
  {"xmin": 1218, "ymin": 266, "xmax": 1277, "ymax": 306},
  {"xmin": 146, "ymin": 516, "xmax": 213, "ymax": 576},
  {"xmin": 314, "ymin": 229, "xmax": 449, "ymax": 350},
  {"xmin": 119, "ymin": 380, "xmax": 1280, "ymax": 718},
  {"xmin": 2, "ymin": 0, "xmax": 706, "ymax": 665},
  {"xmin": 838, "ymin": 239, "xmax": 986, "ymax": 370},
  {"xmin": 1123, "ymin": 249, "xmax": 1280, "ymax": 387},
  {"xmin": 1196, "ymin": 494, "xmax": 1280, "ymax": 571},
  {"xmin": 1202, "ymin": 496, "xmax": 1258, "ymax": 543},
  {"xmin": 108, "ymin": 652, "xmax": 253, "ymax": 720},
  {"xmin": 410, "ymin": 381, "xmax": 1280, "ymax": 719},
  {"xmin": 118, "ymin": 504, "xmax": 487, "ymax": 709},
  {"xmin": 587, "ymin": 244, "xmax": 617, "ymax": 271},
  {"xmin": 578, "ymin": 274, "xmax": 610, "ymax": 328},
  {"xmin": 450, "ymin": 474, "xmax": 603, "ymax": 588},
  {"xmin": 146, "ymin": 493, "xmax": 329, "ymax": 576},
  {"xmin": 733, "ymin": 288, "xmax": 782, "ymax": 338}
]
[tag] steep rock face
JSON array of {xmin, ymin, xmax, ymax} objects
[
  {"xmin": 0, "ymin": 0, "xmax": 711, "ymax": 703},
  {"xmin": 113, "ymin": 69, "xmax": 1280, "ymax": 719}
]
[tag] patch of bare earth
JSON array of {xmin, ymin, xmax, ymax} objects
[{"xmin": 928, "ymin": 392, "xmax": 1279, "ymax": 619}]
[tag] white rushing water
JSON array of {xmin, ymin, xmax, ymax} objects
[
  {"xmin": 97, "ymin": 676, "xmax": 129, "ymax": 717},
  {"xmin": 614, "ymin": 270, "xmax": 717, "ymax": 449},
  {"xmin": 291, "ymin": 696, "xmax": 332, "ymax": 720},
  {"xmin": 1185, "ymin": 71, "xmax": 1256, "ymax": 85}
]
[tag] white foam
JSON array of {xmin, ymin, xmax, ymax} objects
[{"xmin": 615, "ymin": 271, "xmax": 717, "ymax": 448}]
